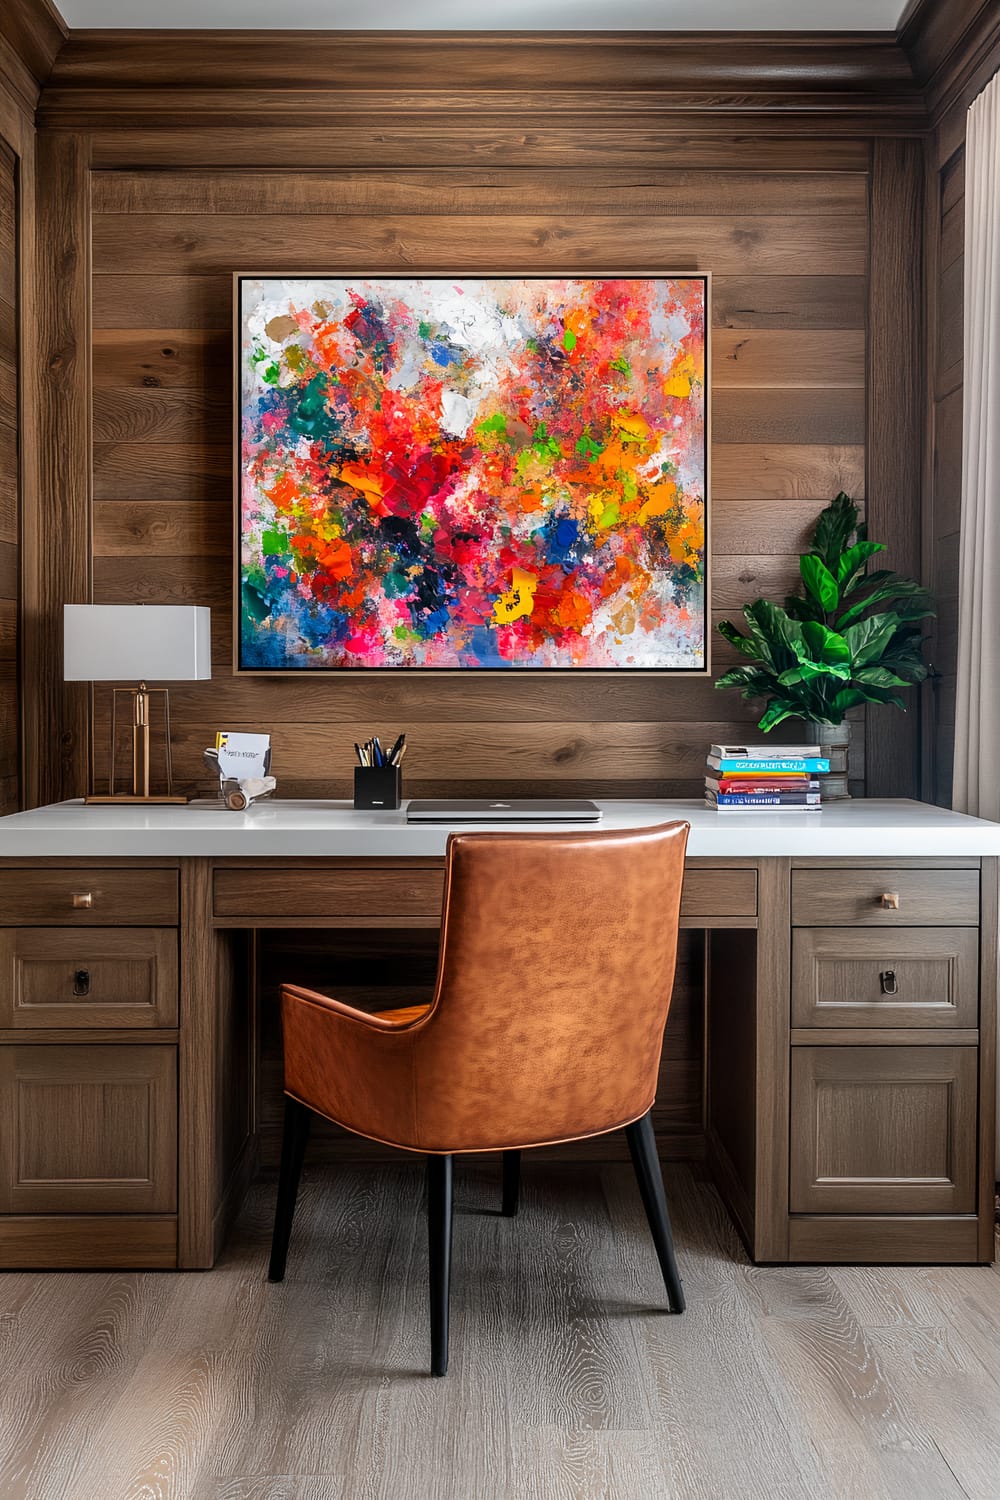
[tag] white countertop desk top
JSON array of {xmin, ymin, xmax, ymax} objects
[{"xmin": 0, "ymin": 797, "xmax": 997, "ymax": 860}]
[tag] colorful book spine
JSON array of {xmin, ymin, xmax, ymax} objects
[
  {"xmin": 708, "ymin": 792, "xmax": 821, "ymax": 807},
  {"xmin": 708, "ymin": 744, "xmax": 821, "ymax": 758},
  {"xmin": 708, "ymin": 758, "xmax": 830, "ymax": 774},
  {"xmin": 710, "ymin": 780, "xmax": 819, "ymax": 795}
]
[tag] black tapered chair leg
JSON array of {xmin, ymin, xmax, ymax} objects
[
  {"xmin": 625, "ymin": 1110, "xmax": 685, "ymax": 1313},
  {"xmin": 268, "ymin": 1096, "xmax": 312, "ymax": 1283},
  {"xmin": 426, "ymin": 1153, "xmax": 454, "ymax": 1376},
  {"xmin": 501, "ymin": 1150, "xmax": 522, "ymax": 1217}
]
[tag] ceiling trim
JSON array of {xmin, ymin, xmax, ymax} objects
[
  {"xmin": 900, "ymin": 0, "xmax": 1000, "ymax": 123},
  {"xmin": 38, "ymin": 30, "xmax": 926, "ymax": 133},
  {"xmin": 0, "ymin": 0, "xmax": 66, "ymax": 113}
]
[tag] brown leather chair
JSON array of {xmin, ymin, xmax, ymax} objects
[{"xmin": 269, "ymin": 820, "xmax": 690, "ymax": 1376}]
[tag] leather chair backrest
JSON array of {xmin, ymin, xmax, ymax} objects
[{"xmin": 409, "ymin": 821, "xmax": 690, "ymax": 1151}]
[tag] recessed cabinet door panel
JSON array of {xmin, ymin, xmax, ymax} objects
[
  {"xmin": 790, "ymin": 1046, "xmax": 977, "ymax": 1214},
  {"xmin": 791, "ymin": 928, "xmax": 979, "ymax": 1029},
  {"xmin": 0, "ymin": 928, "xmax": 179, "ymax": 1029},
  {"xmin": 0, "ymin": 1045, "xmax": 177, "ymax": 1214}
]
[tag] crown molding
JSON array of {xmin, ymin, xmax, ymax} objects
[
  {"xmin": 1, "ymin": 0, "xmax": 66, "ymax": 105},
  {"xmin": 37, "ymin": 29, "xmax": 926, "ymax": 132},
  {"xmin": 899, "ymin": 0, "xmax": 1000, "ymax": 121}
]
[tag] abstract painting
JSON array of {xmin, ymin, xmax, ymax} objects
[{"xmin": 236, "ymin": 275, "xmax": 708, "ymax": 671}]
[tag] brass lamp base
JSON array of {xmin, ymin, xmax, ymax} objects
[
  {"xmin": 84, "ymin": 794, "xmax": 190, "ymax": 805},
  {"xmin": 98, "ymin": 683, "xmax": 183, "ymax": 801}
]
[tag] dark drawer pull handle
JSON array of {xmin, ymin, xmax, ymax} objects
[
  {"xmin": 879, "ymin": 969, "xmax": 898, "ymax": 996},
  {"xmin": 73, "ymin": 968, "xmax": 91, "ymax": 997}
]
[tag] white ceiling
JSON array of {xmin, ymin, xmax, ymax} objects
[{"xmin": 55, "ymin": 0, "xmax": 909, "ymax": 31}]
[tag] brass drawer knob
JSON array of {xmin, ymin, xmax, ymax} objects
[
  {"xmin": 880, "ymin": 891, "xmax": 900, "ymax": 910},
  {"xmin": 71, "ymin": 892, "xmax": 94, "ymax": 908}
]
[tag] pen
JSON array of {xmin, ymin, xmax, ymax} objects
[
  {"xmin": 387, "ymin": 732, "xmax": 405, "ymax": 765},
  {"xmin": 373, "ymin": 736, "xmax": 384, "ymax": 767},
  {"xmin": 354, "ymin": 742, "xmax": 366, "ymax": 767}
]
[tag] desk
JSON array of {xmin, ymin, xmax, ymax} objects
[{"xmin": 0, "ymin": 797, "xmax": 996, "ymax": 1271}]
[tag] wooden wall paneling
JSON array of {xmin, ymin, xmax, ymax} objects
[
  {"xmin": 0, "ymin": 42, "xmax": 39, "ymax": 820},
  {"xmin": 89, "ymin": 167, "xmax": 870, "ymax": 219},
  {"xmin": 866, "ymin": 137, "xmax": 926, "ymax": 800},
  {"xmin": 87, "ymin": 129, "xmax": 877, "ymax": 174},
  {"xmin": 24, "ymin": 131, "xmax": 91, "ymax": 808},
  {"xmin": 0, "ymin": 139, "xmax": 17, "ymax": 814},
  {"xmin": 89, "ymin": 212, "xmax": 869, "ymax": 276},
  {"xmin": 89, "ymin": 156, "xmax": 869, "ymax": 803}
]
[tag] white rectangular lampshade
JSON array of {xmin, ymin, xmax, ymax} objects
[{"xmin": 63, "ymin": 605, "xmax": 212, "ymax": 682}]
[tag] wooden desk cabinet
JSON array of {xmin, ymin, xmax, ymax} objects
[
  {"xmin": 0, "ymin": 809, "xmax": 994, "ymax": 1272},
  {"xmin": 708, "ymin": 856, "xmax": 996, "ymax": 1266}
]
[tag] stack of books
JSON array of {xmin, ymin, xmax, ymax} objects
[{"xmin": 705, "ymin": 743, "xmax": 829, "ymax": 811}]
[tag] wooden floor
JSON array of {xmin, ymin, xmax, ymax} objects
[{"xmin": 1, "ymin": 1163, "xmax": 999, "ymax": 1500}]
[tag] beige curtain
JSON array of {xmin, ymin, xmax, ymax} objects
[
  {"xmin": 953, "ymin": 70, "xmax": 1000, "ymax": 819},
  {"xmin": 952, "ymin": 70, "xmax": 1000, "ymax": 1161}
]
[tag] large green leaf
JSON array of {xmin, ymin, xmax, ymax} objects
[
  {"xmin": 716, "ymin": 620, "xmax": 762, "ymax": 660},
  {"xmin": 843, "ymin": 613, "xmax": 901, "ymax": 667},
  {"xmin": 783, "ymin": 594, "xmax": 822, "ymax": 623},
  {"xmin": 714, "ymin": 666, "xmax": 776, "ymax": 695},
  {"xmin": 832, "ymin": 687, "xmax": 868, "ymax": 716},
  {"xmin": 800, "ymin": 620, "xmax": 851, "ymax": 666},
  {"xmin": 810, "ymin": 492, "xmax": 858, "ymax": 571},
  {"xmin": 853, "ymin": 666, "xmax": 910, "ymax": 688},
  {"xmin": 779, "ymin": 661, "xmax": 851, "ymax": 687},
  {"xmin": 800, "ymin": 555, "xmax": 839, "ymax": 613},
  {"xmin": 836, "ymin": 577, "xmax": 935, "ymax": 631},
  {"xmin": 744, "ymin": 599, "xmax": 803, "ymax": 671},
  {"xmin": 837, "ymin": 540, "xmax": 885, "ymax": 596},
  {"xmin": 757, "ymin": 698, "xmax": 806, "ymax": 732}
]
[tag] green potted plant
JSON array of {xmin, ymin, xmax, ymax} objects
[{"xmin": 714, "ymin": 493, "xmax": 934, "ymax": 798}]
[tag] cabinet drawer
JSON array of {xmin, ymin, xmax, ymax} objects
[
  {"xmin": 213, "ymin": 865, "xmax": 445, "ymax": 920},
  {"xmin": 0, "ymin": 928, "xmax": 178, "ymax": 1029},
  {"xmin": 791, "ymin": 928, "xmax": 979, "ymax": 1030},
  {"xmin": 213, "ymin": 864, "xmax": 757, "ymax": 923},
  {"xmin": 0, "ymin": 869, "xmax": 178, "ymax": 926},
  {"xmin": 790, "ymin": 1045, "xmax": 977, "ymax": 1214},
  {"xmin": 0, "ymin": 1044, "xmax": 177, "ymax": 1214},
  {"xmin": 791, "ymin": 868, "xmax": 979, "ymax": 927},
  {"xmin": 680, "ymin": 869, "xmax": 756, "ymax": 918}
]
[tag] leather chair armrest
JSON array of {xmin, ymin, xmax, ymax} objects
[{"xmin": 281, "ymin": 983, "xmax": 431, "ymax": 1032}]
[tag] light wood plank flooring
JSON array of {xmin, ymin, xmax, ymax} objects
[{"xmin": 1, "ymin": 1162, "xmax": 999, "ymax": 1500}]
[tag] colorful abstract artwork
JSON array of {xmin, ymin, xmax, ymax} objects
[{"xmin": 237, "ymin": 275, "xmax": 708, "ymax": 671}]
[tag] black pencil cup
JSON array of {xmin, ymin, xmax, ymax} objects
[{"xmin": 354, "ymin": 765, "xmax": 402, "ymax": 811}]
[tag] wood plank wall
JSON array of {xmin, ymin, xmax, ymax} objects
[
  {"xmin": 0, "ymin": 138, "xmax": 17, "ymax": 814},
  {"xmin": 32, "ymin": 28, "xmax": 941, "ymax": 1159},
  {"xmin": 88, "ymin": 156, "xmax": 869, "ymax": 800}
]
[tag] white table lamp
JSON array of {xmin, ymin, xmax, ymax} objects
[{"xmin": 64, "ymin": 604, "xmax": 212, "ymax": 803}]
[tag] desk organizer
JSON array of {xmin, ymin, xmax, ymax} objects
[{"xmin": 354, "ymin": 765, "xmax": 402, "ymax": 810}]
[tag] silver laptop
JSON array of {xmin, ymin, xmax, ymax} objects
[{"xmin": 406, "ymin": 798, "xmax": 602, "ymax": 823}]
